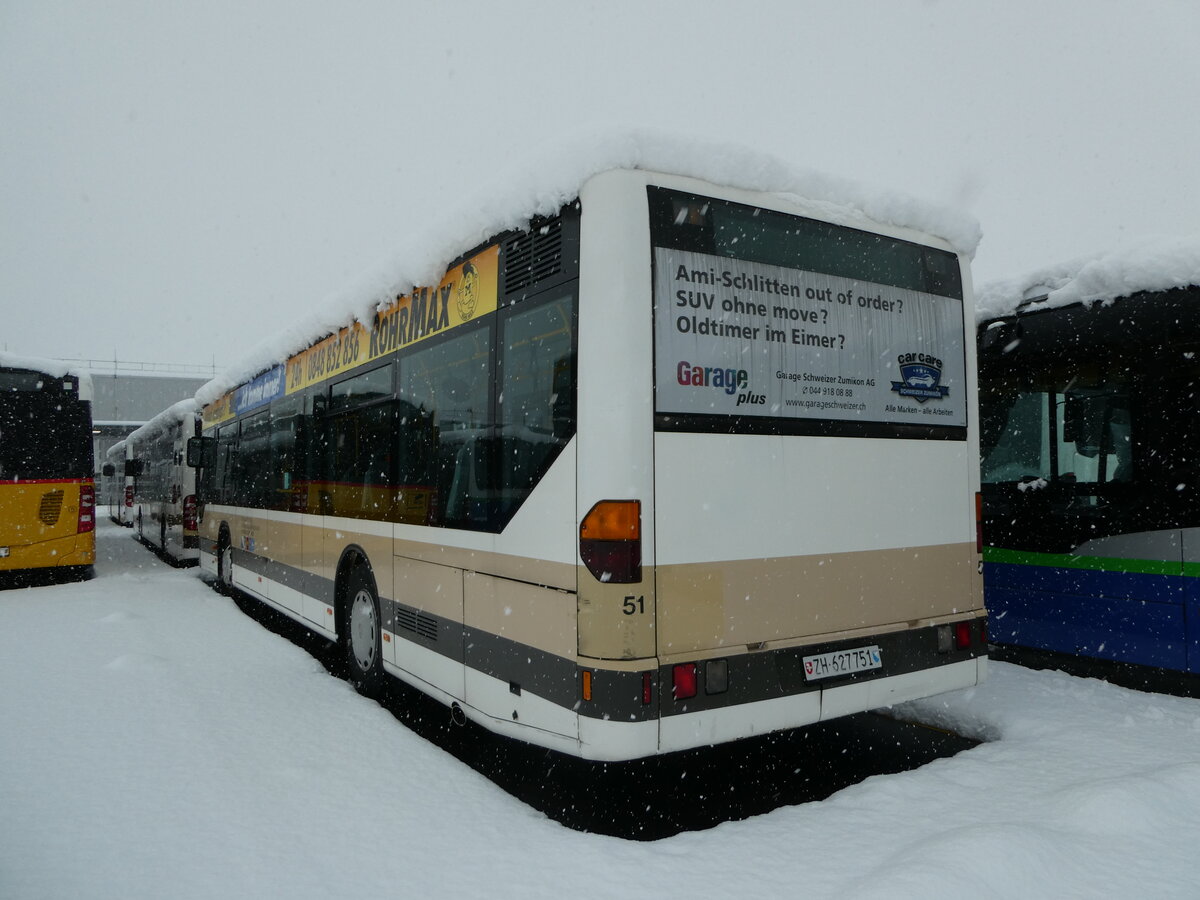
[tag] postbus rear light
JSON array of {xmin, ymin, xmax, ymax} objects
[
  {"xmin": 124, "ymin": 485, "xmax": 134, "ymax": 508},
  {"xmin": 183, "ymin": 495, "xmax": 198, "ymax": 532},
  {"xmin": 642, "ymin": 671, "xmax": 653, "ymax": 706},
  {"xmin": 580, "ymin": 500, "xmax": 641, "ymax": 583},
  {"xmin": 77, "ymin": 483, "xmax": 95, "ymax": 534},
  {"xmin": 672, "ymin": 663, "xmax": 698, "ymax": 700},
  {"xmin": 581, "ymin": 670, "xmax": 592, "ymax": 702}
]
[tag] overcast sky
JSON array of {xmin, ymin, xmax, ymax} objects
[{"xmin": 3, "ymin": 1, "xmax": 1197, "ymax": 372}]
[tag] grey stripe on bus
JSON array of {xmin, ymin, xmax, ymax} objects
[{"xmin": 210, "ymin": 546, "xmax": 981, "ymax": 723}]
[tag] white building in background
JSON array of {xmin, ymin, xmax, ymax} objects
[{"xmin": 76, "ymin": 358, "xmax": 213, "ymax": 473}]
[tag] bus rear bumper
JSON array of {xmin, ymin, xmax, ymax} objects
[
  {"xmin": 656, "ymin": 656, "xmax": 985, "ymax": 756},
  {"xmin": 0, "ymin": 533, "xmax": 95, "ymax": 573}
]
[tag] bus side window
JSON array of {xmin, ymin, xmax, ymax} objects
[{"xmin": 494, "ymin": 295, "xmax": 576, "ymax": 523}]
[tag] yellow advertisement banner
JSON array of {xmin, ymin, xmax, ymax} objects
[
  {"xmin": 202, "ymin": 392, "xmax": 234, "ymax": 428},
  {"xmin": 285, "ymin": 245, "xmax": 499, "ymax": 395}
]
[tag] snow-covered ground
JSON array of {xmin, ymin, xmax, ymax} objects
[{"xmin": 3, "ymin": 519, "xmax": 1199, "ymax": 899}]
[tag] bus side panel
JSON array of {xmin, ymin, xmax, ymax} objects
[
  {"xmin": 260, "ymin": 515, "xmax": 312, "ymax": 620},
  {"xmin": 985, "ymin": 574, "xmax": 1187, "ymax": 670},
  {"xmin": 390, "ymin": 555, "xmax": 464, "ymax": 698},
  {"xmin": 322, "ymin": 518, "xmax": 392, "ymax": 629},
  {"xmin": 1188, "ymin": 528, "xmax": 1200, "ymax": 674},
  {"xmin": 463, "ymin": 572, "xmax": 579, "ymax": 740}
]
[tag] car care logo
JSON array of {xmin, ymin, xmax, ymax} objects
[{"xmin": 891, "ymin": 352, "xmax": 950, "ymax": 403}]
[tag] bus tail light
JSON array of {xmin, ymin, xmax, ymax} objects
[
  {"xmin": 938, "ymin": 620, "xmax": 978, "ymax": 653},
  {"xmin": 642, "ymin": 671, "xmax": 653, "ymax": 706},
  {"xmin": 955, "ymin": 621, "xmax": 972, "ymax": 650},
  {"xmin": 183, "ymin": 495, "xmax": 198, "ymax": 532},
  {"xmin": 672, "ymin": 663, "xmax": 697, "ymax": 700},
  {"xmin": 124, "ymin": 485, "xmax": 134, "ymax": 508},
  {"xmin": 580, "ymin": 500, "xmax": 641, "ymax": 583},
  {"xmin": 77, "ymin": 483, "xmax": 96, "ymax": 534}
]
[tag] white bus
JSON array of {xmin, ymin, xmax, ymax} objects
[
  {"xmin": 128, "ymin": 400, "xmax": 201, "ymax": 565},
  {"xmin": 101, "ymin": 440, "xmax": 133, "ymax": 526},
  {"xmin": 192, "ymin": 166, "xmax": 986, "ymax": 760}
]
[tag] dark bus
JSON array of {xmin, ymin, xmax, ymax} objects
[{"xmin": 979, "ymin": 262, "xmax": 1199, "ymax": 688}]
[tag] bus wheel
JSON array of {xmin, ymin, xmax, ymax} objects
[
  {"xmin": 342, "ymin": 566, "xmax": 384, "ymax": 696},
  {"xmin": 160, "ymin": 518, "xmax": 167, "ymax": 552},
  {"xmin": 217, "ymin": 530, "xmax": 234, "ymax": 595}
]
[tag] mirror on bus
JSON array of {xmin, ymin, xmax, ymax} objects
[
  {"xmin": 124, "ymin": 459, "xmax": 145, "ymax": 477},
  {"xmin": 1063, "ymin": 392, "xmax": 1116, "ymax": 458},
  {"xmin": 186, "ymin": 436, "xmax": 216, "ymax": 468},
  {"xmin": 101, "ymin": 463, "xmax": 115, "ymax": 477}
]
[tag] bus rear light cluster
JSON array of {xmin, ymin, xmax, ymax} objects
[
  {"xmin": 77, "ymin": 483, "xmax": 95, "ymax": 534},
  {"xmin": 955, "ymin": 621, "xmax": 972, "ymax": 649},
  {"xmin": 938, "ymin": 619, "xmax": 983, "ymax": 653},
  {"xmin": 672, "ymin": 663, "xmax": 698, "ymax": 700},
  {"xmin": 579, "ymin": 500, "xmax": 641, "ymax": 583},
  {"xmin": 671, "ymin": 659, "xmax": 730, "ymax": 701},
  {"xmin": 183, "ymin": 495, "xmax": 198, "ymax": 532},
  {"xmin": 124, "ymin": 485, "xmax": 134, "ymax": 508}
]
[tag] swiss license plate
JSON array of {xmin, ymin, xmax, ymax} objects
[{"xmin": 803, "ymin": 645, "xmax": 882, "ymax": 681}]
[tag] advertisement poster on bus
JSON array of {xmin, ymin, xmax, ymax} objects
[
  {"xmin": 284, "ymin": 246, "xmax": 500, "ymax": 395},
  {"xmin": 653, "ymin": 248, "xmax": 967, "ymax": 430}
]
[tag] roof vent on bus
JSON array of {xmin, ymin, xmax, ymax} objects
[
  {"xmin": 502, "ymin": 216, "xmax": 563, "ymax": 296},
  {"xmin": 38, "ymin": 490, "xmax": 64, "ymax": 526}
]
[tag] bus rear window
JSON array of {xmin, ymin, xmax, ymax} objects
[
  {"xmin": 649, "ymin": 187, "xmax": 967, "ymax": 440},
  {"xmin": 0, "ymin": 395, "xmax": 93, "ymax": 480}
]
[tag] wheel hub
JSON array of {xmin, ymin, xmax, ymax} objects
[{"xmin": 350, "ymin": 589, "xmax": 377, "ymax": 671}]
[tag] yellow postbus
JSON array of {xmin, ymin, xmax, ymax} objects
[{"xmin": 0, "ymin": 354, "xmax": 96, "ymax": 581}]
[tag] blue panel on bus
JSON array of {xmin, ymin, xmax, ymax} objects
[
  {"xmin": 984, "ymin": 559, "xmax": 1182, "ymax": 603},
  {"xmin": 984, "ymin": 563, "xmax": 1189, "ymax": 670},
  {"xmin": 233, "ymin": 366, "xmax": 285, "ymax": 416},
  {"xmin": 1187, "ymin": 580, "xmax": 1200, "ymax": 674}
]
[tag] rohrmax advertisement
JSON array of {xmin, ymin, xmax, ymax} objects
[
  {"xmin": 284, "ymin": 245, "xmax": 499, "ymax": 395},
  {"xmin": 653, "ymin": 247, "xmax": 967, "ymax": 430},
  {"xmin": 203, "ymin": 247, "xmax": 499, "ymax": 426}
]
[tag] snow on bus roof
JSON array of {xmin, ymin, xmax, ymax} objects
[
  {"xmin": 977, "ymin": 233, "xmax": 1200, "ymax": 322},
  {"xmin": 126, "ymin": 398, "xmax": 199, "ymax": 446},
  {"xmin": 0, "ymin": 351, "xmax": 90, "ymax": 382},
  {"xmin": 196, "ymin": 129, "xmax": 981, "ymax": 407}
]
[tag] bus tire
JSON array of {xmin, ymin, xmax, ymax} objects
[
  {"xmin": 341, "ymin": 565, "xmax": 384, "ymax": 697},
  {"xmin": 217, "ymin": 527, "xmax": 234, "ymax": 595},
  {"xmin": 160, "ymin": 518, "xmax": 167, "ymax": 553}
]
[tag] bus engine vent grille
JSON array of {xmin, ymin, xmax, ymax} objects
[
  {"xmin": 502, "ymin": 216, "xmax": 563, "ymax": 295},
  {"xmin": 396, "ymin": 606, "xmax": 439, "ymax": 641},
  {"xmin": 38, "ymin": 490, "xmax": 64, "ymax": 525}
]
